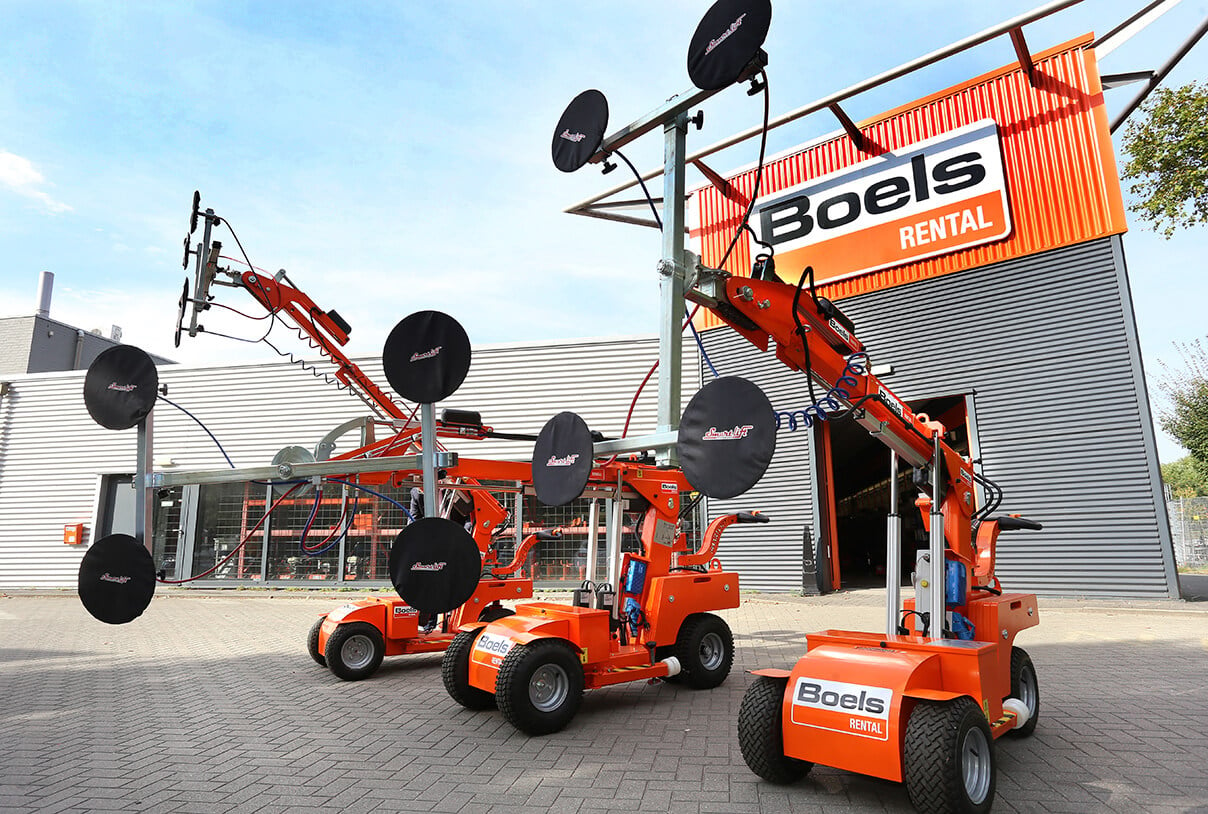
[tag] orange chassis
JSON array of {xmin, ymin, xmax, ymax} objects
[
  {"xmin": 757, "ymin": 588, "xmax": 1038, "ymax": 783},
  {"xmin": 308, "ymin": 454, "xmax": 543, "ymax": 681},
  {"xmin": 312, "ymin": 575, "xmax": 534, "ymax": 680}
]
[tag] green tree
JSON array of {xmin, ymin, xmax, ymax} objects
[
  {"xmin": 1155, "ymin": 338, "xmax": 1208, "ymax": 473},
  {"xmin": 1161, "ymin": 455, "xmax": 1208, "ymax": 498},
  {"xmin": 1120, "ymin": 81, "xmax": 1208, "ymax": 238}
]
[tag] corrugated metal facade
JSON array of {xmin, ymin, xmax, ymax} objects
[
  {"xmin": 0, "ymin": 334, "xmax": 699, "ymax": 588},
  {"xmin": 700, "ymin": 236, "xmax": 1178, "ymax": 598},
  {"xmin": 692, "ymin": 35, "xmax": 1128, "ymax": 325},
  {"xmin": 697, "ymin": 341, "xmax": 817, "ymax": 593}
]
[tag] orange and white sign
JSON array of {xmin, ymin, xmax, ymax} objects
[
  {"xmin": 789, "ymin": 676, "xmax": 893, "ymax": 741},
  {"xmin": 749, "ymin": 120, "xmax": 1011, "ymax": 284}
]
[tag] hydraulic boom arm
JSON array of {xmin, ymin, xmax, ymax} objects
[{"xmin": 696, "ymin": 271, "xmax": 979, "ymax": 567}]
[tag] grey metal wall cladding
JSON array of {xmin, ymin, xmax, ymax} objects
[
  {"xmin": 694, "ymin": 338, "xmax": 818, "ymax": 593},
  {"xmin": 700, "ymin": 235, "xmax": 1177, "ymax": 598},
  {"xmin": 0, "ymin": 335, "xmax": 699, "ymax": 588}
]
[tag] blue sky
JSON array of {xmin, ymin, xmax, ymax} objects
[{"xmin": 1, "ymin": 1, "xmax": 1205, "ymax": 461}]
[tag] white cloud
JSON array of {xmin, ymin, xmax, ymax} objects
[{"xmin": 0, "ymin": 150, "xmax": 72, "ymax": 213}]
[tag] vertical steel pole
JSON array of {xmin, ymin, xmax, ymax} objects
[
  {"xmin": 606, "ymin": 474, "xmax": 625, "ymax": 588},
  {"xmin": 514, "ymin": 489, "xmax": 524, "ymax": 551},
  {"xmin": 261, "ymin": 484, "xmax": 272, "ymax": 582},
  {"xmin": 928, "ymin": 435, "xmax": 946, "ymax": 638},
  {"xmin": 886, "ymin": 451, "xmax": 901, "ymax": 637},
  {"xmin": 136, "ymin": 413, "xmax": 154, "ymax": 555},
  {"xmin": 586, "ymin": 499, "xmax": 600, "ymax": 583},
  {"xmin": 656, "ymin": 112, "xmax": 688, "ymax": 467},
  {"xmin": 421, "ymin": 403, "xmax": 438, "ymax": 518}
]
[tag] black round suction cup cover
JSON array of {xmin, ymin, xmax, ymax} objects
[
  {"xmin": 382, "ymin": 310, "xmax": 471, "ymax": 404},
  {"xmin": 389, "ymin": 517, "xmax": 482, "ymax": 614},
  {"xmin": 551, "ymin": 89, "xmax": 609, "ymax": 173},
  {"xmin": 78, "ymin": 533, "xmax": 156, "ymax": 625},
  {"xmin": 678, "ymin": 376, "xmax": 776, "ymax": 499},
  {"xmin": 687, "ymin": 0, "xmax": 772, "ymax": 91},
  {"xmin": 174, "ymin": 277, "xmax": 189, "ymax": 349},
  {"xmin": 532, "ymin": 411, "xmax": 594, "ymax": 506},
  {"xmin": 83, "ymin": 345, "xmax": 159, "ymax": 431}
]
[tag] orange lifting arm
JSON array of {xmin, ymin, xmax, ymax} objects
[
  {"xmin": 492, "ymin": 529, "xmax": 562, "ymax": 577},
  {"xmin": 703, "ymin": 274, "xmax": 978, "ymax": 563},
  {"xmin": 238, "ymin": 270, "xmax": 407, "ymax": 420},
  {"xmin": 677, "ymin": 511, "xmax": 769, "ymax": 568}
]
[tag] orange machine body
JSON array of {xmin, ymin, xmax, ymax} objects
[
  {"xmin": 460, "ymin": 463, "xmax": 742, "ymax": 695},
  {"xmin": 771, "ymin": 587, "xmax": 1038, "ymax": 782},
  {"xmin": 318, "ymin": 575, "xmax": 535, "ymax": 658}
]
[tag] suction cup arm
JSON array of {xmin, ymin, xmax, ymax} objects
[{"xmin": 677, "ymin": 510, "xmax": 768, "ymax": 568}]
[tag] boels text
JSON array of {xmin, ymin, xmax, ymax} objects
[
  {"xmin": 745, "ymin": 120, "xmax": 1011, "ymax": 282},
  {"xmin": 792, "ymin": 676, "xmax": 894, "ymax": 740}
]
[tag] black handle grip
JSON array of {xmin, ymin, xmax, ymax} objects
[
  {"xmin": 535, "ymin": 530, "xmax": 562, "ymax": 541},
  {"xmin": 995, "ymin": 515, "xmax": 1042, "ymax": 531},
  {"xmin": 737, "ymin": 512, "xmax": 770, "ymax": 524}
]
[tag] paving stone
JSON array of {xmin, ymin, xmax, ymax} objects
[{"xmin": 1, "ymin": 591, "xmax": 1205, "ymax": 813}]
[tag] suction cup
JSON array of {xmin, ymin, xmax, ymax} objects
[
  {"xmin": 174, "ymin": 277, "xmax": 189, "ymax": 348},
  {"xmin": 686, "ymin": 0, "xmax": 771, "ymax": 91},
  {"xmin": 189, "ymin": 190, "xmax": 201, "ymax": 235},
  {"xmin": 678, "ymin": 376, "xmax": 776, "ymax": 499},
  {"xmin": 388, "ymin": 517, "xmax": 482, "ymax": 614},
  {"xmin": 271, "ymin": 445, "xmax": 315, "ymax": 496},
  {"xmin": 532, "ymin": 412, "xmax": 594, "ymax": 506},
  {"xmin": 83, "ymin": 345, "xmax": 159, "ymax": 431},
  {"xmin": 77, "ymin": 534, "xmax": 156, "ymax": 625},
  {"xmin": 551, "ymin": 89, "xmax": 609, "ymax": 173},
  {"xmin": 382, "ymin": 310, "xmax": 471, "ymax": 404}
]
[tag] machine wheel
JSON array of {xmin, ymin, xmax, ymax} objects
[
  {"xmin": 674, "ymin": 613, "xmax": 734, "ymax": 689},
  {"xmin": 324, "ymin": 622, "xmax": 385, "ymax": 681},
  {"xmin": 904, "ymin": 697, "xmax": 996, "ymax": 814},
  {"xmin": 738, "ymin": 676, "xmax": 812, "ymax": 784},
  {"xmin": 307, "ymin": 615, "xmax": 327, "ymax": 667},
  {"xmin": 496, "ymin": 639, "xmax": 584, "ymax": 736},
  {"xmin": 479, "ymin": 604, "xmax": 515, "ymax": 623},
  {"xmin": 1006, "ymin": 646, "xmax": 1039, "ymax": 737},
  {"xmin": 442, "ymin": 628, "xmax": 496, "ymax": 710}
]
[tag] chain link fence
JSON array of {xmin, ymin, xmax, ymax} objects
[{"xmin": 1167, "ymin": 496, "xmax": 1208, "ymax": 569}]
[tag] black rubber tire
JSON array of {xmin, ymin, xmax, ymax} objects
[
  {"xmin": 479, "ymin": 605, "xmax": 515, "ymax": 623},
  {"xmin": 496, "ymin": 639, "xmax": 584, "ymax": 736},
  {"xmin": 1006, "ymin": 646, "xmax": 1039, "ymax": 737},
  {"xmin": 324, "ymin": 622, "xmax": 385, "ymax": 681},
  {"xmin": 904, "ymin": 697, "xmax": 996, "ymax": 814},
  {"xmin": 307, "ymin": 615, "xmax": 327, "ymax": 667},
  {"xmin": 674, "ymin": 613, "xmax": 734, "ymax": 689},
  {"xmin": 738, "ymin": 676, "xmax": 812, "ymax": 784},
  {"xmin": 442, "ymin": 629, "xmax": 497, "ymax": 710}
]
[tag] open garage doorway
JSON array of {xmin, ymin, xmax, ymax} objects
[{"xmin": 814, "ymin": 394, "xmax": 976, "ymax": 591}]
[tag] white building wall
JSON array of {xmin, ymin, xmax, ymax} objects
[{"xmin": 0, "ymin": 334, "xmax": 700, "ymax": 589}]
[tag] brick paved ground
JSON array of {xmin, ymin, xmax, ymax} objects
[{"xmin": 1, "ymin": 589, "xmax": 1206, "ymax": 813}]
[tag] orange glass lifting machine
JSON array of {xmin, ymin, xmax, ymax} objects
[
  {"xmin": 442, "ymin": 460, "xmax": 758, "ymax": 735},
  {"xmin": 694, "ymin": 266, "xmax": 1042, "ymax": 814},
  {"xmin": 76, "ymin": 193, "xmax": 551, "ymax": 676},
  {"xmin": 541, "ymin": 0, "xmax": 1045, "ymax": 809},
  {"xmin": 182, "ymin": 200, "xmax": 547, "ymax": 681}
]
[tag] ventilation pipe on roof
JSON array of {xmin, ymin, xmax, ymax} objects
[
  {"xmin": 36, "ymin": 271, "xmax": 54, "ymax": 318},
  {"xmin": 73, "ymin": 330, "xmax": 86, "ymax": 370}
]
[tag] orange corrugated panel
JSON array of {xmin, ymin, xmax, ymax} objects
[{"xmin": 692, "ymin": 35, "xmax": 1126, "ymax": 330}]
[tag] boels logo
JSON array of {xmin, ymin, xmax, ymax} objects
[
  {"xmin": 749, "ymin": 120, "xmax": 1012, "ymax": 284},
  {"xmin": 472, "ymin": 632, "xmax": 515, "ymax": 668},
  {"xmin": 790, "ymin": 676, "xmax": 894, "ymax": 741}
]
